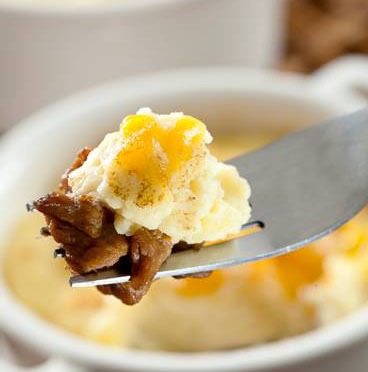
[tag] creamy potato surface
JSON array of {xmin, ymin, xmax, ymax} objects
[
  {"xmin": 4, "ymin": 131, "xmax": 368, "ymax": 351},
  {"xmin": 69, "ymin": 108, "xmax": 251, "ymax": 244}
]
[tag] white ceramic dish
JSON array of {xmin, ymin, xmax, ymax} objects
[
  {"xmin": 0, "ymin": 0, "xmax": 284, "ymax": 131},
  {"xmin": 0, "ymin": 56, "xmax": 368, "ymax": 372}
]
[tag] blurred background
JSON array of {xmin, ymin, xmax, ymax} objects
[
  {"xmin": 1, "ymin": 0, "xmax": 368, "ymax": 371},
  {"xmin": 1, "ymin": 0, "xmax": 367, "ymax": 132}
]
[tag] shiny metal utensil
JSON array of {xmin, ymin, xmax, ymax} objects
[{"xmin": 70, "ymin": 108, "xmax": 368, "ymax": 288}]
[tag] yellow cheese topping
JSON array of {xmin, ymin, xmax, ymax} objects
[{"xmin": 117, "ymin": 114, "xmax": 206, "ymax": 185}]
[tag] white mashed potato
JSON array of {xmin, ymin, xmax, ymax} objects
[{"xmin": 69, "ymin": 108, "xmax": 251, "ymax": 244}]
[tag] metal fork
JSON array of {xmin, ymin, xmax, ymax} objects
[{"xmin": 69, "ymin": 108, "xmax": 368, "ymax": 288}]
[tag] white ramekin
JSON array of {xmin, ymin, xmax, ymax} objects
[
  {"xmin": 0, "ymin": 56, "xmax": 368, "ymax": 372},
  {"xmin": 0, "ymin": 0, "xmax": 285, "ymax": 132}
]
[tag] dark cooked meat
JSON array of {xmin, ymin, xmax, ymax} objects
[
  {"xmin": 172, "ymin": 241, "xmax": 203, "ymax": 252},
  {"xmin": 32, "ymin": 190, "xmax": 174, "ymax": 305},
  {"xmin": 33, "ymin": 192, "xmax": 104, "ymax": 239},
  {"xmin": 60, "ymin": 147, "xmax": 92, "ymax": 193},
  {"xmin": 46, "ymin": 216, "xmax": 93, "ymax": 248},
  {"xmin": 31, "ymin": 193, "xmax": 128, "ymax": 274},
  {"xmin": 76, "ymin": 224, "xmax": 129, "ymax": 273},
  {"xmin": 173, "ymin": 271, "xmax": 212, "ymax": 279},
  {"xmin": 98, "ymin": 229, "xmax": 173, "ymax": 305},
  {"xmin": 48, "ymin": 216, "xmax": 128, "ymax": 274}
]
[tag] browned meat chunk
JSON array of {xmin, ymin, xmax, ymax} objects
[
  {"xmin": 32, "ymin": 189, "xmax": 174, "ymax": 305},
  {"xmin": 172, "ymin": 241, "xmax": 203, "ymax": 252},
  {"xmin": 46, "ymin": 217, "xmax": 93, "ymax": 248},
  {"xmin": 31, "ymin": 191, "xmax": 128, "ymax": 274},
  {"xmin": 32, "ymin": 192, "xmax": 104, "ymax": 239},
  {"xmin": 60, "ymin": 147, "xmax": 92, "ymax": 193},
  {"xmin": 98, "ymin": 228, "xmax": 173, "ymax": 305},
  {"xmin": 64, "ymin": 239, "xmax": 129, "ymax": 275},
  {"xmin": 45, "ymin": 216, "xmax": 129, "ymax": 274},
  {"xmin": 75, "ymin": 224, "xmax": 129, "ymax": 273}
]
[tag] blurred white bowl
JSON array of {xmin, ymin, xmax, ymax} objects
[
  {"xmin": 0, "ymin": 57, "xmax": 368, "ymax": 372},
  {"xmin": 0, "ymin": 0, "xmax": 285, "ymax": 131}
]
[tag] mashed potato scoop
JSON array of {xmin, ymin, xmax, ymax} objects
[
  {"xmin": 31, "ymin": 109, "xmax": 252, "ymax": 305},
  {"xmin": 70, "ymin": 108, "xmax": 368, "ymax": 288}
]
